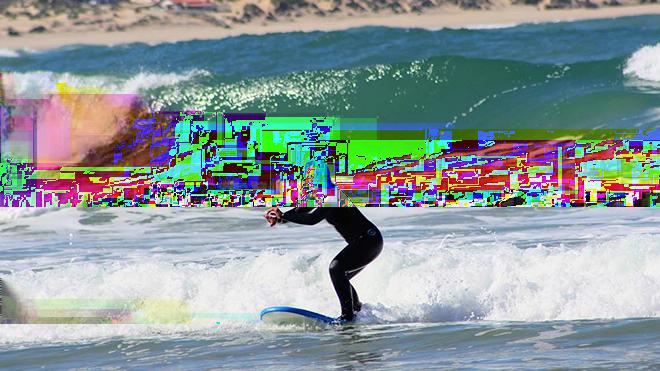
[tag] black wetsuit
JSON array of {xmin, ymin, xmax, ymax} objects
[{"xmin": 281, "ymin": 207, "xmax": 383, "ymax": 320}]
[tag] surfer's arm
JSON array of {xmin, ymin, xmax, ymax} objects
[{"xmin": 280, "ymin": 207, "xmax": 329, "ymax": 225}]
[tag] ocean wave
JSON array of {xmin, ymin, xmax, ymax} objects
[
  {"xmin": 624, "ymin": 43, "xmax": 660, "ymax": 83},
  {"xmin": 2, "ymin": 233, "xmax": 658, "ymax": 329},
  {"xmin": 2, "ymin": 69, "xmax": 209, "ymax": 98},
  {"xmin": 0, "ymin": 48, "xmax": 21, "ymax": 58},
  {"xmin": 459, "ymin": 23, "xmax": 521, "ymax": 30},
  {"xmin": 151, "ymin": 55, "xmax": 656, "ymax": 129},
  {"xmin": 4, "ymin": 54, "xmax": 656, "ymax": 130},
  {"xmin": 152, "ymin": 55, "xmax": 570, "ymax": 119},
  {"xmin": 365, "ymin": 235, "xmax": 660, "ymax": 323},
  {"xmin": 0, "ymin": 69, "xmax": 211, "ymax": 164},
  {"xmin": 0, "ymin": 207, "xmax": 54, "ymax": 221}
]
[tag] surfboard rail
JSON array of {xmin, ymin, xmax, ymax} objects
[{"xmin": 260, "ymin": 306, "xmax": 337, "ymax": 326}]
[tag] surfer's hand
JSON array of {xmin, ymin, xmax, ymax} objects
[{"xmin": 265, "ymin": 207, "xmax": 282, "ymax": 227}]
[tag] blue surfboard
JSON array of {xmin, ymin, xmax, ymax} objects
[{"xmin": 260, "ymin": 306, "xmax": 337, "ymax": 327}]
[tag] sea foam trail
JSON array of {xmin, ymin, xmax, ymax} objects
[
  {"xmin": 3, "ymin": 233, "xmax": 658, "ymax": 327},
  {"xmin": 624, "ymin": 43, "xmax": 660, "ymax": 83}
]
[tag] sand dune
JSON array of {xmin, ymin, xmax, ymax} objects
[{"xmin": 1, "ymin": 1, "xmax": 660, "ymax": 50}]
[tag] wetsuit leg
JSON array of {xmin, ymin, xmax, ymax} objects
[
  {"xmin": 346, "ymin": 269, "xmax": 364, "ymax": 312},
  {"xmin": 329, "ymin": 233, "xmax": 383, "ymax": 319}
]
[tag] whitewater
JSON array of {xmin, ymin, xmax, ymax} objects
[
  {"xmin": 1, "ymin": 14, "xmax": 660, "ymax": 370},
  {"xmin": 1, "ymin": 207, "xmax": 659, "ymax": 368}
]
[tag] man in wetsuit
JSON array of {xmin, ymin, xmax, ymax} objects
[{"xmin": 265, "ymin": 206, "xmax": 383, "ymax": 322}]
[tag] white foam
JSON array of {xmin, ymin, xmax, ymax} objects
[
  {"xmin": 0, "ymin": 207, "xmax": 55, "ymax": 221},
  {"xmin": 462, "ymin": 23, "xmax": 521, "ymax": 30},
  {"xmin": 1, "ymin": 208, "xmax": 659, "ymax": 345},
  {"xmin": 0, "ymin": 48, "xmax": 20, "ymax": 58},
  {"xmin": 624, "ymin": 43, "xmax": 660, "ymax": 83},
  {"xmin": 362, "ymin": 234, "xmax": 660, "ymax": 323},
  {"xmin": 2, "ymin": 69, "xmax": 209, "ymax": 99},
  {"xmin": 122, "ymin": 70, "xmax": 210, "ymax": 92},
  {"xmin": 2, "ymin": 233, "xmax": 658, "ymax": 329}
]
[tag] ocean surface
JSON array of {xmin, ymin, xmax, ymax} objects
[
  {"xmin": 1, "ymin": 15, "xmax": 660, "ymax": 369},
  {"xmin": 2, "ymin": 15, "xmax": 660, "ymax": 130},
  {"xmin": 0, "ymin": 207, "xmax": 659, "ymax": 369}
]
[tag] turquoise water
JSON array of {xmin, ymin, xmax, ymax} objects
[{"xmin": 1, "ymin": 15, "xmax": 660, "ymax": 369}]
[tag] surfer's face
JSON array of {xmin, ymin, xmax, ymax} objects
[
  {"xmin": 304, "ymin": 166, "xmax": 316, "ymax": 188},
  {"xmin": 299, "ymin": 166, "xmax": 325, "ymax": 206}
]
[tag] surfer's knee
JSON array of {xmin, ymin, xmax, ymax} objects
[{"xmin": 328, "ymin": 259, "xmax": 344, "ymax": 278}]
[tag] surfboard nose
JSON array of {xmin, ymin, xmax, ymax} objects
[{"xmin": 260, "ymin": 306, "xmax": 337, "ymax": 328}]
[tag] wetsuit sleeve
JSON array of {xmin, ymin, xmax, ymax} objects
[{"xmin": 281, "ymin": 207, "xmax": 330, "ymax": 225}]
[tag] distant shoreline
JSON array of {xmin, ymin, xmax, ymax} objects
[{"xmin": 1, "ymin": 4, "xmax": 660, "ymax": 51}]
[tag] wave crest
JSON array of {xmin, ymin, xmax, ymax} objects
[
  {"xmin": 624, "ymin": 43, "xmax": 660, "ymax": 83},
  {"xmin": 3, "ymin": 234, "xmax": 659, "ymax": 326},
  {"xmin": 2, "ymin": 69, "xmax": 209, "ymax": 99}
]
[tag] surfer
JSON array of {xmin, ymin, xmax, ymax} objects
[{"xmin": 264, "ymin": 160, "xmax": 383, "ymax": 323}]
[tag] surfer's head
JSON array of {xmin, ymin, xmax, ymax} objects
[{"xmin": 298, "ymin": 158, "xmax": 335, "ymax": 206}]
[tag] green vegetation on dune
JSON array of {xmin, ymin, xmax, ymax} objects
[{"xmin": 1, "ymin": 0, "xmax": 128, "ymax": 18}]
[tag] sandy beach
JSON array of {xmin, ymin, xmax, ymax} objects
[{"xmin": 2, "ymin": 4, "xmax": 660, "ymax": 51}]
